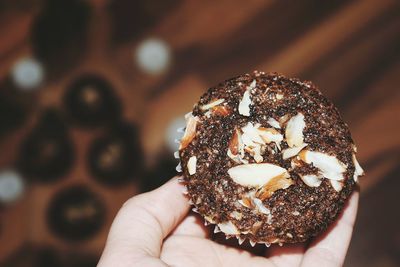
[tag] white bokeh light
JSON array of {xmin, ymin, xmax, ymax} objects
[
  {"xmin": 165, "ymin": 116, "xmax": 186, "ymax": 153},
  {"xmin": 135, "ymin": 38, "xmax": 171, "ymax": 75},
  {"xmin": 11, "ymin": 57, "xmax": 44, "ymax": 90},
  {"xmin": 0, "ymin": 170, "xmax": 25, "ymax": 204}
]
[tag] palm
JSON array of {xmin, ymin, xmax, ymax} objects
[{"xmin": 99, "ymin": 178, "xmax": 358, "ymax": 267}]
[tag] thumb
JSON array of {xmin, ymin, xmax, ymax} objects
[{"xmin": 98, "ymin": 177, "xmax": 190, "ymax": 267}]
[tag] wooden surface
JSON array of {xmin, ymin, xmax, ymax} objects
[{"xmin": 0, "ymin": 0, "xmax": 399, "ymax": 266}]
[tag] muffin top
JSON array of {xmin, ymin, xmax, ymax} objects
[{"xmin": 178, "ymin": 71, "xmax": 363, "ymax": 245}]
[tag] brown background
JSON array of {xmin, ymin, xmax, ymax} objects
[{"xmin": 0, "ymin": 0, "xmax": 399, "ymax": 266}]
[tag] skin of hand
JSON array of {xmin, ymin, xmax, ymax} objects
[{"xmin": 98, "ymin": 176, "xmax": 359, "ymax": 267}]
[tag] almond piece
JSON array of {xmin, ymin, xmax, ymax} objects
[
  {"xmin": 218, "ymin": 221, "xmax": 239, "ymax": 235},
  {"xmin": 187, "ymin": 156, "xmax": 197, "ymax": 175},
  {"xmin": 278, "ymin": 114, "xmax": 290, "ymax": 127},
  {"xmin": 239, "ymin": 196, "xmax": 255, "ymax": 209},
  {"xmin": 179, "ymin": 114, "xmax": 198, "ymax": 150},
  {"xmin": 228, "ymin": 163, "xmax": 290, "ymax": 188},
  {"xmin": 267, "ymin": 117, "xmax": 281, "ymax": 129},
  {"xmin": 285, "ymin": 113, "xmax": 306, "ymax": 147},
  {"xmin": 253, "ymin": 198, "xmax": 271, "ymax": 214},
  {"xmin": 227, "ymin": 130, "xmax": 248, "ymax": 163},
  {"xmin": 228, "ymin": 130, "xmax": 239, "ymax": 155},
  {"xmin": 241, "ymin": 122, "xmax": 265, "ymax": 145},
  {"xmin": 238, "ymin": 90, "xmax": 251, "ymax": 116},
  {"xmin": 330, "ymin": 180, "xmax": 343, "ymax": 192},
  {"xmin": 212, "ymin": 105, "xmax": 230, "ymax": 116},
  {"xmin": 299, "ymin": 150, "xmax": 347, "ymax": 181},
  {"xmin": 200, "ymin": 98, "xmax": 225, "ymax": 110},
  {"xmin": 291, "ymin": 157, "xmax": 303, "ymax": 169},
  {"xmin": 282, "ymin": 143, "xmax": 308, "ymax": 159},
  {"xmin": 299, "ymin": 174, "xmax": 322, "ymax": 187},
  {"xmin": 258, "ymin": 127, "xmax": 283, "ymax": 148},
  {"xmin": 256, "ymin": 173, "xmax": 294, "ymax": 200},
  {"xmin": 352, "ymin": 154, "xmax": 364, "ymax": 182},
  {"xmin": 238, "ymin": 80, "xmax": 256, "ymax": 117}
]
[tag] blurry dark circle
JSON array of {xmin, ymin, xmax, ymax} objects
[
  {"xmin": 0, "ymin": 94, "xmax": 27, "ymax": 136},
  {"xmin": 88, "ymin": 122, "xmax": 142, "ymax": 187},
  {"xmin": 17, "ymin": 109, "xmax": 74, "ymax": 183},
  {"xmin": 31, "ymin": 0, "xmax": 91, "ymax": 79},
  {"xmin": 47, "ymin": 185, "xmax": 105, "ymax": 242},
  {"xmin": 63, "ymin": 74, "xmax": 122, "ymax": 128},
  {"xmin": 0, "ymin": 76, "xmax": 29, "ymax": 137}
]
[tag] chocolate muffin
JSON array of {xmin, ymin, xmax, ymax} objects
[{"xmin": 177, "ymin": 71, "xmax": 364, "ymax": 246}]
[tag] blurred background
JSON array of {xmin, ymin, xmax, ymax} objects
[{"xmin": 0, "ymin": 0, "xmax": 399, "ymax": 266}]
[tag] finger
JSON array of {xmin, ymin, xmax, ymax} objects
[
  {"xmin": 170, "ymin": 212, "xmax": 211, "ymax": 238},
  {"xmin": 161, "ymin": 236, "xmax": 275, "ymax": 267},
  {"xmin": 266, "ymin": 243, "xmax": 306, "ymax": 267},
  {"xmin": 301, "ymin": 191, "xmax": 359, "ymax": 267},
  {"xmin": 98, "ymin": 177, "xmax": 190, "ymax": 267}
]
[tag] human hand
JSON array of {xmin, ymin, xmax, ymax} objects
[{"xmin": 98, "ymin": 177, "xmax": 358, "ymax": 267}]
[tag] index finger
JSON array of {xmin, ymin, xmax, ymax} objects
[{"xmin": 98, "ymin": 177, "xmax": 190, "ymax": 267}]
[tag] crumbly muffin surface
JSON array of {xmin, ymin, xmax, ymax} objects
[{"xmin": 179, "ymin": 71, "xmax": 363, "ymax": 245}]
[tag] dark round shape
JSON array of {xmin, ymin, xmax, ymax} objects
[
  {"xmin": 63, "ymin": 74, "xmax": 121, "ymax": 128},
  {"xmin": 17, "ymin": 109, "xmax": 74, "ymax": 183},
  {"xmin": 88, "ymin": 122, "xmax": 142, "ymax": 186},
  {"xmin": 179, "ymin": 72, "xmax": 360, "ymax": 245},
  {"xmin": 47, "ymin": 185, "xmax": 105, "ymax": 241},
  {"xmin": 31, "ymin": 0, "xmax": 90, "ymax": 79}
]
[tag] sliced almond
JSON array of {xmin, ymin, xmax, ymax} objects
[
  {"xmin": 300, "ymin": 150, "xmax": 347, "ymax": 181},
  {"xmin": 248, "ymin": 79, "xmax": 257, "ymax": 90},
  {"xmin": 256, "ymin": 173, "xmax": 294, "ymax": 200},
  {"xmin": 179, "ymin": 114, "xmax": 198, "ymax": 150},
  {"xmin": 212, "ymin": 105, "xmax": 230, "ymax": 116},
  {"xmin": 282, "ymin": 143, "xmax": 308, "ymax": 159},
  {"xmin": 278, "ymin": 114, "xmax": 290, "ymax": 127},
  {"xmin": 218, "ymin": 221, "xmax": 239, "ymax": 235},
  {"xmin": 267, "ymin": 117, "xmax": 281, "ymax": 129},
  {"xmin": 291, "ymin": 157, "xmax": 303, "ymax": 169},
  {"xmin": 276, "ymin": 93, "xmax": 284, "ymax": 100},
  {"xmin": 253, "ymin": 198, "xmax": 271, "ymax": 214},
  {"xmin": 299, "ymin": 174, "xmax": 322, "ymax": 187},
  {"xmin": 352, "ymin": 154, "xmax": 364, "ymax": 182},
  {"xmin": 238, "ymin": 80, "xmax": 256, "ymax": 117},
  {"xmin": 187, "ymin": 156, "xmax": 197, "ymax": 175},
  {"xmin": 238, "ymin": 90, "xmax": 251, "ymax": 116},
  {"xmin": 285, "ymin": 113, "xmax": 306, "ymax": 147},
  {"xmin": 227, "ymin": 130, "xmax": 248, "ymax": 163},
  {"xmin": 200, "ymin": 98, "xmax": 225, "ymax": 110},
  {"xmin": 228, "ymin": 130, "xmax": 240, "ymax": 155},
  {"xmin": 238, "ymin": 196, "xmax": 255, "ymax": 209},
  {"xmin": 244, "ymin": 145, "xmax": 263, "ymax": 163},
  {"xmin": 330, "ymin": 180, "xmax": 343, "ymax": 192},
  {"xmin": 242, "ymin": 122, "xmax": 264, "ymax": 145},
  {"xmin": 258, "ymin": 127, "xmax": 283, "ymax": 147},
  {"xmin": 228, "ymin": 163, "xmax": 289, "ymax": 188}
]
